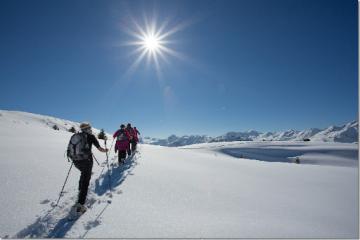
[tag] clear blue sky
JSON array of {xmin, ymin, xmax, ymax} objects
[{"xmin": 0, "ymin": 0, "xmax": 357, "ymax": 138}]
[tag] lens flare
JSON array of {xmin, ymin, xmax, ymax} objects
[
  {"xmin": 121, "ymin": 16, "xmax": 190, "ymax": 77},
  {"xmin": 143, "ymin": 35, "xmax": 160, "ymax": 51}
]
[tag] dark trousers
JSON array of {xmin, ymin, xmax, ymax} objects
[
  {"xmin": 131, "ymin": 140, "xmax": 137, "ymax": 152},
  {"xmin": 73, "ymin": 160, "xmax": 93, "ymax": 205},
  {"xmin": 127, "ymin": 144, "xmax": 131, "ymax": 156},
  {"xmin": 118, "ymin": 150, "xmax": 127, "ymax": 164}
]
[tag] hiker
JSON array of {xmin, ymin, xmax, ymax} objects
[
  {"xmin": 113, "ymin": 124, "xmax": 131, "ymax": 164},
  {"xmin": 132, "ymin": 127, "xmax": 141, "ymax": 151},
  {"xmin": 67, "ymin": 122, "xmax": 108, "ymax": 213},
  {"xmin": 125, "ymin": 123, "xmax": 135, "ymax": 155}
]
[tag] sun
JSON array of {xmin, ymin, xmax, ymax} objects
[
  {"xmin": 121, "ymin": 16, "xmax": 189, "ymax": 77},
  {"xmin": 143, "ymin": 35, "xmax": 161, "ymax": 52}
]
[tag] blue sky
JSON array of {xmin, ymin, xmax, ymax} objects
[{"xmin": 0, "ymin": 0, "xmax": 357, "ymax": 138}]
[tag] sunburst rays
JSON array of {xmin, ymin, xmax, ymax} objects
[{"xmin": 121, "ymin": 15, "xmax": 188, "ymax": 78}]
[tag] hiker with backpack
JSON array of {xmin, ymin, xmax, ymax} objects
[
  {"xmin": 67, "ymin": 122, "xmax": 108, "ymax": 214},
  {"xmin": 113, "ymin": 124, "xmax": 131, "ymax": 164},
  {"xmin": 132, "ymin": 126, "xmax": 141, "ymax": 151},
  {"xmin": 126, "ymin": 123, "xmax": 136, "ymax": 155}
]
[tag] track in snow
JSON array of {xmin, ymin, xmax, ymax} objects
[{"xmin": 14, "ymin": 152, "xmax": 140, "ymax": 238}]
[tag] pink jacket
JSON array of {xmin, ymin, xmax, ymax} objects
[{"xmin": 113, "ymin": 129, "xmax": 130, "ymax": 151}]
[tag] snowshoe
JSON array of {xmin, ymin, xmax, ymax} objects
[
  {"xmin": 119, "ymin": 158, "xmax": 125, "ymax": 165},
  {"xmin": 68, "ymin": 203, "xmax": 87, "ymax": 220}
]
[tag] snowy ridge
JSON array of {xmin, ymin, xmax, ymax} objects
[
  {"xmin": 146, "ymin": 121, "xmax": 358, "ymax": 146},
  {"xmin": 0, "ymin": 110, "xmax": 103, "ymax": 136},
  {"xmin": 311, "ymin": 121, "xmax": 358, "ymax": 143},
  {"xmin": 213, "ymin": 130, "xmax": 261, "ymax": 142},
  {"xmin": 0, "ymin": 110, "xmax": 81, "ymax": 131},
  {"xmin": 293, "ymin": 128, "xmax": 322, "ymax": 141}
]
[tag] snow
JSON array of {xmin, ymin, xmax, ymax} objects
[
  {"xmin": 0, "ymin": 110, "xmax": 358, "ymax": 238},
  {"xmin": 183, "ymin": 141, "xmax": 358, "ymax": 167},
  {"xmin": 146, "ymin": 120, "xmax": 358, "ymax": 146}
]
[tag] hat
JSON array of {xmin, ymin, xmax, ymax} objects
[
  {"xmin": 120, "ymin": 124, "xmax": 125, "ymax": 128},
  {"xmin": 80, "ymin": 122, "xmax": 91, "ymax": 130},
  {"xmin": 127, "ymin": 123, "xmax": 131, "ymax": 127}
]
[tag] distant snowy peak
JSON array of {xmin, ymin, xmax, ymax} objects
[
  {"xmin": 312, "ymin": 120, "xmax": 358, "ymax": 143},
  {"xmin": 168, "ymin": 135, "xmax": 213, "ymax": 147},
  {"xmin": 148, "ymin": 121, "xmax": 358, "ymax": 146},
  {"xmin": 1, "ymin": 110, "xmax": 357, "ymax": 146},
  {"xmin": 141, "ymin": 136, "xmax": 159, "ymax": 144},
  {"xmin": 272, "ymin": 129, "xmax": 300, "ymax": 141},
  {"xmin": 143, "ymin": 134, "xmax": 212, "ymax": 147},
  {"xmin": 294, "ymin": 128, "xmax": 322, "ymax": 140},
  {"xmin": 213, "ymin": 130, "xmax": 261, "ymax": 142}
]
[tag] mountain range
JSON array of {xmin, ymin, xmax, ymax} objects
[
  {"xmin": 0, "ymin": 110, "xmax": 357, "ymax": 147},
  {"xmin": 143, "ymin": 120, "xmax": 358, "ymax": 146}
]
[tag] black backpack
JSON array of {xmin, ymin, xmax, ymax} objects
[{"xmin": 67, "ymin": 132, "xmax": 91, "ymax": 161}]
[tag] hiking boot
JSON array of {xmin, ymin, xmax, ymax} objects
[{"xmin": 73, "ymin": 203, "xmax": 87, "ymax": 214}]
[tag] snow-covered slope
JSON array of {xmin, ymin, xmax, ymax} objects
[
  {"xmin": 0, "ymin": 110, "xmax": 103, "ymax": 136},
  {"xmin": 0, "ymin": 110, "xmax": 80, "ymax": 131},
  {"xmin": 0, "ymin": 110, "xmax": 358, "ymax": 238},
  {"xmin": 312, "ymin": 121, "xmax": 358, "ymax": 143},
  {"xmin": 147, "ymin": 121, "xmax": 358, "ymax": 146},
  {"xmin": 144, "ymin": 134, "xmax": 212, "ymax": 147},
  {"xmin": 213, "ymin": 130, "xmax": 261, "ymax": 142},
  {"xmin": 293, "ymin": 128, "xmax": 322, "ymax": 141},
  {"xmin": 181, "ymin": 141, "xmax": 358, "ymax": 167}
]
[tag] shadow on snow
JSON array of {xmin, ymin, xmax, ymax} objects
[
  {"xmin": 14, "ymin": 153, "xmax": 139, "ymax": 238},
  {"xmin": 95, "ymin": 153, "xmax": 138, "ymax": 196},
  {"xmin": 221, "ymin": 147, "xmax": 358, "ymax": 167}
]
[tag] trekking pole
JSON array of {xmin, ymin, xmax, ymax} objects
[
  {"xmin": 104, "ymin": 139, "xmax": 112, "ymax": 194},
  {"xmin": 92, "ymin": 154, "xmax": 100, "ymax": 166},
  {"xmin": 108, "ymin": 138, "xmax": 115, "ymax": 154},
  {"xmin": 55, "ymin": 162, "xmax": 73, "ymax": 206}
]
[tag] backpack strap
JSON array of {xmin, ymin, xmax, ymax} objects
[{"xmin": 82, "ymin": 132, "xmax": 91, "ymax": 153}]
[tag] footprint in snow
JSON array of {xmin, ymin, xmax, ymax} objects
[
  {"xmin": 40, "ymin": 199, "xmax": 51, "ymax": 204},
  {"xmin": 87, "ymin": 198, "xmax": 97, "ymax": 207},
  {"xmin": 84, "ymin": 220, "xmax": 101, "ymax": 230}
]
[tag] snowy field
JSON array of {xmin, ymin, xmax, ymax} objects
[{"xmin": 0, "ymin": 110, "xmax": 358, "ymax": 238}]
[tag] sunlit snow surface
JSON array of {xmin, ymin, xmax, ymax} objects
[{"xmin": 0, "ymin": 110, "xmax": 358, "ymax": 238}]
